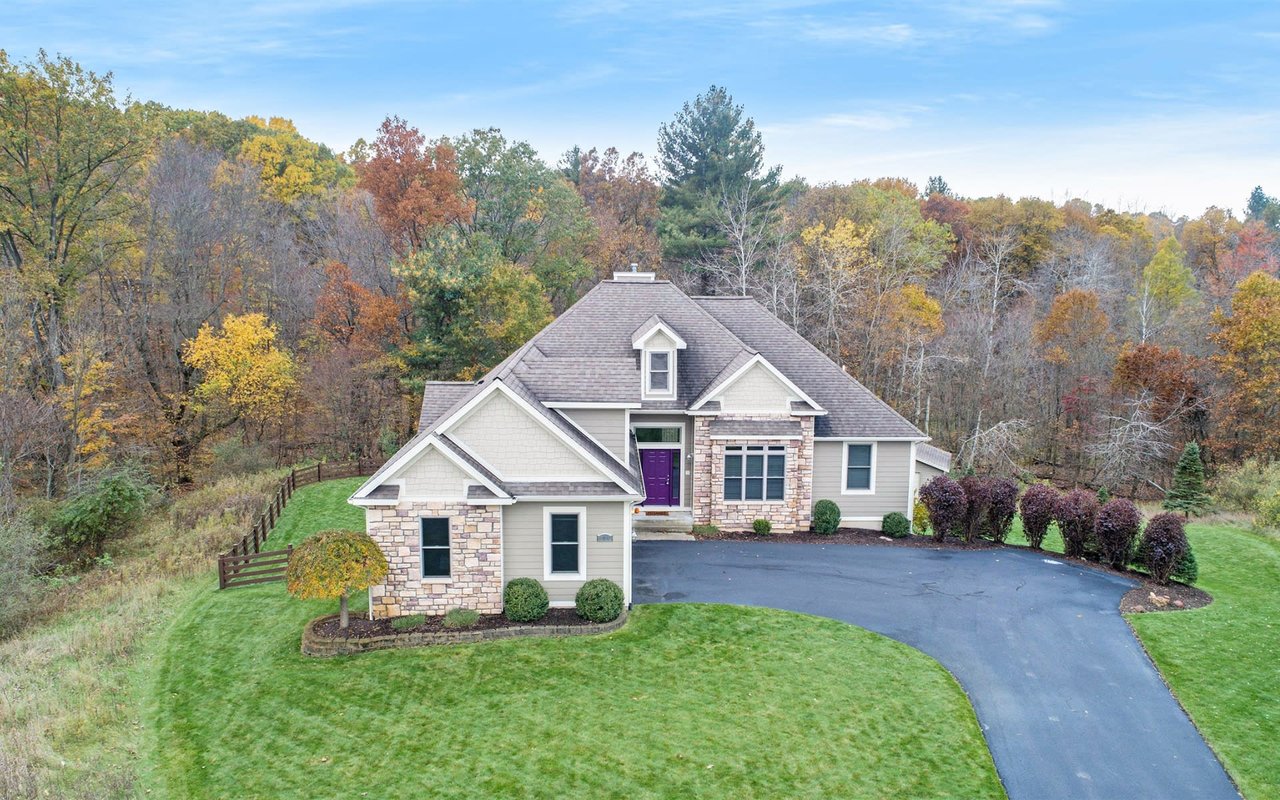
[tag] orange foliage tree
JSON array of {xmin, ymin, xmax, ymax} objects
[{"xmin": 356, "ymin": 116, "xmax": 472, "ymax": 254}]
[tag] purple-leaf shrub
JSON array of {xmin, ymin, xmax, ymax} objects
[
  {"xmin": 958, "ymin": 475, "xmax": 993, "ymax": 543},
  {"xmin": 919, "ymin": 475, "xmax": 967, "ymax": 543},
  {"xmin": 1019, "ymin": 484, "xmax": 1059, "ymax": 550},
  {"xmin": 1055, "ymin": 488, "xmax": 1099, "ymax": 559},
  {"xmin": 1141, "ymin": 513, "xmax": 1189, "ymax": 584},
  {"xmin": 986, "ymin": 478, "xmax": 1019, "ymax": 544},
  {"xmin": 1094, "ymin": 498, "xmax": 1142, "ymax": 569}
]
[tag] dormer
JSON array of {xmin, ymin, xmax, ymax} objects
[{"xmin": 632, "ymin": 314, "xmax": 686, "ymax": 400}]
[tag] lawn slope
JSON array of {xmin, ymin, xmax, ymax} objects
[
  {"xmin": 1128, "ymin": 524, "xmax": 1280, "ymax": 800},
  {"xmin": 145, "ymin": 479, "xmax": 1003, "ymax": 800}
]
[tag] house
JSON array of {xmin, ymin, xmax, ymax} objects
[{"xmin": 350, "ymin": 271, "xmax": 948, "ymax": 618}]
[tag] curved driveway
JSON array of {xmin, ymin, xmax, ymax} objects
[{"xmin": 633, "ymin": 540, "xmax": 1238, "ymax": 800}]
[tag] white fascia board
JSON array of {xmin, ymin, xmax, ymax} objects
[
  {"xmin": 544, "ymin": 401, "xmax": 642, "ymax": 409},
  {"xmin": 436, "ymin": 379, "xmax": 641, "ymax": 496},
  {"xmin": 708, "ymin": 434, "xmax": 803, "ymax": 441},
  {"xmin": 513, "ymin": 494, "xmax": 641, "ymax": 502},
  {"xmin": 688, "ymin": 354, "xmax": 824, "ymax": 412}
]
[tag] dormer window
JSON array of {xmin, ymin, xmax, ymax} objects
[
  {"xmin": 648, "ymin": 351, "xmax": 671, "ymax": 393},
  {"xmin": 632, "ymin": 314, "xmax": 686, "ymax": 400}
]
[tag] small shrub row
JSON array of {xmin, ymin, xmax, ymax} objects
[
  {"xmin": 503, "ymin": 576, "xmax": 625, "ymax": 623},
  {"xmin": 918, "ymin": 476, "xmax": 1196, "ymax": 585}
]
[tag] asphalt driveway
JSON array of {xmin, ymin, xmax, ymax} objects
[{"xmin": 633, "ymin": 540, "xmax": 1238, "ymax": 800}]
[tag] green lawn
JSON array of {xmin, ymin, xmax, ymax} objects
[
  {"xmin": 144, "ymin": 478, "xmax": 1003, "ymax": 799},
  {"xmin": 1128, "ymin": 524, "xmax": 1280, "ymax": 800}
]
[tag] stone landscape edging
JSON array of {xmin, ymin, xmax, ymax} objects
[{"xmin": 301, "ymin": 610, "xmax": 629, "ymax": 657}]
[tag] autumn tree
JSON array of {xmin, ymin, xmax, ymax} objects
[
  {"xmin": 1134, "ymin": 237, "xmax": 1197, "ymax": 343},
  {"xmin": 355, "ymin": 116, "xmax": 471, "ymax": 254},
  {"xmin": 1210, "ymin": 271, "xmax": 1280, "ymax": 459},
  {"xmin": 450, "ymin": 128, "xmax": 594, "ymax": 309},
  {"xmin": 656, "ymin": 85, "xmax": 782, "ymax": 289},
  {"xmin": 1034, "ymin": 289, "xmax": 1113, "ymax": 478},
  {"xmin": 286, "ymin": 529, "xmax": 388, "ymax": 629},
  {"xmin": 238, "ymin": 116, "xmax": 353, "ymax": 204},
  {"xmin": 569, "ymin": 147, "xmax": 662, "ymax": 278},
  {"xmin": 0, "ymin": 52, "xmax": 147, "ymax": 399},
  {"xmin": 183, "ymin": 313, "xmax": 300, "ymax": 433}
]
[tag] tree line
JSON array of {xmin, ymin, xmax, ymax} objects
[{"xmin": 2, "ymin": 52, "xmax": 1279, "ymax": 519}]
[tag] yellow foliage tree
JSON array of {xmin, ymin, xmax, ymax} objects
[
  {"xmin": 183, "ymin": 313, "xmax": 299, "ymax": 424},
  {"xmin": 286, "ymin": 529, "xmax": 388, "ymax": 628},
  {"xmin": 1210, "ymin": 271, "xmax": 1280, "ymax": 459},
  {"xmin": 238, "ymin": 116, "xmax": 351, "ymax": 203}
]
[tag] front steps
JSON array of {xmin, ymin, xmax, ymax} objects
[{"xmin": 633, "ymin": 509, "xmax": 695, "ymax": 541}]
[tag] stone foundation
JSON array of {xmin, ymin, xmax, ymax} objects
[
  {"xmin": 365, "ymin": 502, "xmax": 503, "ymax": 619},
  {"xmin": 692, "ymin": 415, "xmax": 814, "ymax": 533}
]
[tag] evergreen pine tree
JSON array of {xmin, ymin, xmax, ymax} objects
[{"xmin": 1163, "ymin": 442, "xmax": 1211, "ymax": 517}]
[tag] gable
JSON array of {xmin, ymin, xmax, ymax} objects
[
  {"xmin": 390, "ymin": 445, "xmax": 470, "ymax": 499},
  {"xmin": 715, "ymin": 362, "xmax": 796, "ymax": 413},
  {"xmin": 641, "ymin": 329, "xmax": 681, "ymax": 351},
  {"xmin": 447, "ymin": 390, "xmax": 608, "ymax": 481}
]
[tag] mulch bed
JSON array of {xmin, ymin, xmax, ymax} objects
[
  {"xmin": 309, "ymin": 604, "xmax": 593, "ymax": 637},
  {"xmin": 312, "ymin": 607, "xmax": 597, "ymax": 639},
  {"xmin": 695, "ymin": 527, "xmax": 1212, "ymax": 613}
]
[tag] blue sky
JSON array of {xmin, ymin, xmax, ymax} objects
[{"xmin": 8, "ymin": 0, "xmax": 1280, "ymax": 217}]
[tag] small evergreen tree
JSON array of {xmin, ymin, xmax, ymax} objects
[{"xmin": 1164, "ymin": 442, "xmax": 1211, "ymax": 518}]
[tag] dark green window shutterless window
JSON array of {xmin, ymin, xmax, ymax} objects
[
  {"xmin": 723, "ymin": 445, "xmax": 785, "ymax": 501},
  {"xmin": 421, "ymin": 518, "xmax": 450, "ymax": 578},
  {"xmin": 550, "ymin": 513, "xmax": 581, "ymax": 573},
  {"xmin": 846, "ymin": 444, "xmax": 873, "ymax": 490}
]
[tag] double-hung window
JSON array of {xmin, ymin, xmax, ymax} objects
[
  {"xmin": 648, "ymin": 351, "xmax": 671, "ymax": 393},
  {"xmin": 723, "ymin": 445, "xmax": 785, "ymax": 501},
  {"xmin": 546, "ymin": 509, "xmax": 585, "ymax": 579},
  {"xmin": 421, "ymin": 518, "xmax": 451, "ymax": 579},
  {"xmin": 844, "ymin": 444, "xmax": 874, "ymax": 492}
]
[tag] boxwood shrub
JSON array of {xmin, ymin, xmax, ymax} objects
[
  {"xmin": 503, "ymin": 577, "xmax": 549, "ymax": 623},
  {"xmin": 753, "ymin": 518, "xmax": 773, "ymax": 536},
  {"xmin": 881, "ymin": 511, "xmax": 910, "ymax": 538},
  {"xmin": 575, "ymin": 578, "xmax": 624, "ymax": 623},
  {"xmin": 812, "ymin": 499, "xmax": 841, "ymax": 535}
]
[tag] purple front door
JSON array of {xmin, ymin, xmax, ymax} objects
[{"xmin": 640, "ymin": 448, "xmax": 680, "ymax": 506}]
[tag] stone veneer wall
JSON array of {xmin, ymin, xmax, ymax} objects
[
  {"xmin": 692, "ymin": 415, "xmax": 814, "ymax": 533},
  {"xmin": 365, "ymin": 502, "xmax": 502, "ymax": 619}
]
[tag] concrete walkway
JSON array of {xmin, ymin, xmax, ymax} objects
[{"xmin": 633, "ymin": 540, "xmax": 1239, "ymax": 800}]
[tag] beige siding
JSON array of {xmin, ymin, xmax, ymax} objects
[
  {"xmin": 812, "ymin": 441, "xmax": 912, "ymax": 529},
  {"xmin": 450, "ymin": 391, "xmax": 605, "ymax": 480},
  {"xmin": 644, "ymin": 330, "xmax": 680, "ymax": 350},
  {"xmin": 717, "ymin": 363, "xmax": 794, "ymax": 413},
  {"xmin": 915, "ymin": 462, "xmax": 945, "ymax": 498},
  {"xmin": 389, "ymin": 446, "xmax": 470, "ymax": 499},
  {"xmin": 631, "ymin": 413, "xmax": 692, "ymax": 506},
  {"xmin": 561, "ymin": 408, "xmax": 628, "ymax": 461},
  {"xmin": 502, "ymin": 501, "xmax": 627, "ymax": 603}
]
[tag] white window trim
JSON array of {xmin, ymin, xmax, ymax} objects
[
  {"xmin": 722, "ymin": 445, "xmax": 788, "ymax": 504},
  {"xmin": 420, "ymin": 517, "xmax": 453, "ymax": 583},
  {"xmin": 841, "ymin": 442, "xmax": 877, "ymax": 495},
  {"xmin": 642, "ymin": 349, "xmax": 676, "ymax": 399},
  {"xmin": 544, "ymin": 506, "xmax": 587, "ymax": 581}
]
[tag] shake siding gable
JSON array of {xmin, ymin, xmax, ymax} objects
[
  {"xmin": 502, "ymin": 501, "xmax": 626, "ymax": 604},
  {"xmin": 390, "ymin": 446, "xmax": 470, "ymax": 499},
  {"xmin": 812, "ymin": 441, "xmax": 912, "ymax": 527},
  {"xmin": 642, "ymin": 329, "xmax": 680, "ymax": 351},
  {"xmin": 560, "ymin": 408, "xmax": 628, "ymax": 461},
  {"xmin": 449, "ymin": 391, "xmax": 607, "ymax": 480},
  {"xmin": 716, "ymin": 363, "xmax": 795, "ymax": 413}
]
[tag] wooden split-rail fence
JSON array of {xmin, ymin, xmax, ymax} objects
[{"xmin": 217, "ymin": 459, "xmax": 379, "ymax": 589}]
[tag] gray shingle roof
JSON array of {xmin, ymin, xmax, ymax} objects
[
  {"xmin": 694, "ymin": 297, "xmax": 925, "ymax": 439},
  {"xmin": 503, "ymin": 481, "xmax": 633, "ymax": 497},
  {"xmin": 708, "ymin": 419, "xmax": 804, "ymax": 438},
  {"xmin": 916, "ymin": 443, "xmax": 953, "ymax": 472},
  {"xmin": 366, "ymin": 484, "xmax": 399, "ymax": 501},
  {"xmin": 467, "ymin": 485, "xmax": 501, "ymax": 501},
  {"xmin": 419, "ymin": 382, "xmax": 478, "ymax": 429}
]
